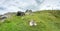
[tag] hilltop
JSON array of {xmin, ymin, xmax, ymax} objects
[{"xmin": 0, "ymin": 10, "xmax": 60, "ymax": 31}]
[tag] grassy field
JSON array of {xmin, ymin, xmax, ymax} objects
[{"xmin": 0, "ymin": 10, "xmax": 60, "ymax": 31}]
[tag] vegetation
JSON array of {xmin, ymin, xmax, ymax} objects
[{"xmin": 0, "ymin": 10, "xmax": 60, "ymax": 31}]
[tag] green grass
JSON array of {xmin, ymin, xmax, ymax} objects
[{"xmin": 0, "ymin": 10, "xmax": 60, "ymax": 31}]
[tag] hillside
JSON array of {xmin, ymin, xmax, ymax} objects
[{"xmin": 0, "ymin": 10, "xmax": 60, "ymax": 31}]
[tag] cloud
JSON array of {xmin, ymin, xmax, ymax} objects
[
  {"xmin": 0, "ymin": 0, "xmax": 60, "ymax": 14},
  {"xmin": 35, "ymin": 0, "xmax": 44, "ymax": 5},
  {"xmin": 0, "ymin": 7, "xmax": 5, "ymax": 10},
  {"xmin": 39, "ymin": 0, "xmax": 60, "ymax": 10}
]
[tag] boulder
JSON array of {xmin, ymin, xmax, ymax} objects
[
  {"xmin": 17, "ymin": 11, "xmax": 25, "ymax": 16},
  {"xmin": 0, "ymin": 15, "xmax": 7, "ymax": 22}
]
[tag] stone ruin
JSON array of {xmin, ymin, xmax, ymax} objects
[
  {"xmin": 16, "ymin": 9, "xmax": 32, "ymax": 16},
  {"xmin": 25, "ymin": 9, "xmax": 32, "ymax": 15}
]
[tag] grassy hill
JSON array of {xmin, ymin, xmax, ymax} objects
[{"xmin": 0, "ymin": 10, "xmax": 60, "ymax": 31}]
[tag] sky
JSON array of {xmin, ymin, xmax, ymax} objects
[{"xmin": 0, "ymin": 0, "xmax": 60, "ymax": 14}]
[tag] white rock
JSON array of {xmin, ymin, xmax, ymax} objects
[
  {"xmin": 29, "ymin": 20, "xmax": 37, "ymax": 26},
  {"xmin": 29, "ymin": 21, "xmax": 34, "ymax": 26}
]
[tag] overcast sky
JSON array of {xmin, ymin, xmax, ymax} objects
[{"xmin": 0, "ymin": 0, "xmax": 60, "ymax": 14}]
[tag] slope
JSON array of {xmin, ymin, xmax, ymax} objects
[{"xmin": 0, "ymin": 10, "xmax": 60, "ymax": 31}]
